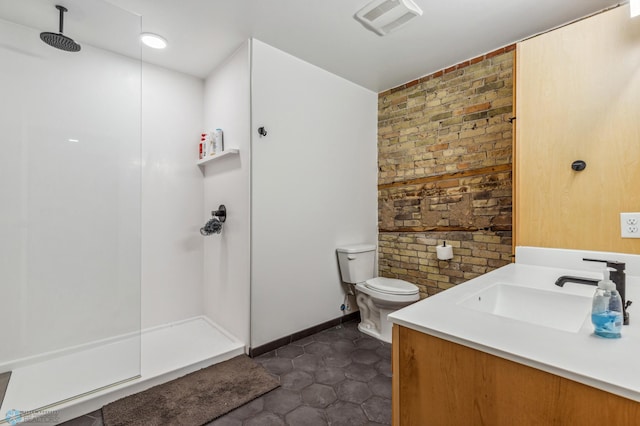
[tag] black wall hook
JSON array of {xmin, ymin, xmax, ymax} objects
[
  {"xmin": 257, "ymin": 127, "xmax": 267, "ymax": 137},
  {"xmin": 571, "ymin": 160, "xmax": 587, "ymax": 171}
]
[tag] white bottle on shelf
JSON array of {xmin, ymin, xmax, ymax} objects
[
  {"xmin": 201, "ymin": 133, "xmax": 208, "ymax": 157},
  {"xmin": 207, "ymin": 132, "xmax": 215, "ymax": 156},
  {"xmin": 213, "ymin": 129, "xmax": 224, "ymax": 153}
]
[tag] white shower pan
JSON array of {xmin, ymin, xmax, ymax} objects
[{"xmin": 0, "ymin": 317, "xmax": 244, "ymax": 425}]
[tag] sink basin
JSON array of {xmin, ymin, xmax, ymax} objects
[{"xmin": 458, "ymin": 283, "xmax": 592, "ymax": 332}]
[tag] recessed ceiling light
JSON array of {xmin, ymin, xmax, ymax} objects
[{"xmin": 140, "ymin": 33, "xmax": 167, "ymax": 49}]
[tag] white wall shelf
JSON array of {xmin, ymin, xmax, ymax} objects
[{"xmin": 197, "ymin": 148, "xmax": 239, "ymax": 167}]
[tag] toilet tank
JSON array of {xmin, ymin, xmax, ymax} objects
[{"xmin": 336, "ymin": 244, "xmax": 377, "ymax": 283}]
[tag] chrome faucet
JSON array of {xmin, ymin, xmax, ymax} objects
[{"xmin": 555, "ymin": 258, "xmax": 630, "ymax": 325}]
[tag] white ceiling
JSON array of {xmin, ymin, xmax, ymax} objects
[{"xmin": 0, "ymin": 0, "xmax": 622, "ymax": 91}]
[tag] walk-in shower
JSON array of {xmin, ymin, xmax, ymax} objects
[
  {"xmin": 0, "ymin": 1, "xmax": 244, "ymax": 423},
  {"xmin": 0, "ymin": 0, "xmax": 141, "ymax": 422}
]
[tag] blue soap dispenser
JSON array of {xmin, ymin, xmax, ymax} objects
[{"xmin": 591, "ymin": 268, "xmax": 623, "ymax": 338}]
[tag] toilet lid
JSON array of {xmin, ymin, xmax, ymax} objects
[{"xmin": 364, "ymin": 277, "xmax": 419, "ymax": 295}]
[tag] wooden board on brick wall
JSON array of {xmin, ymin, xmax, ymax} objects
[{"xmin": 515, "ymin": 6, "xmax": 640, "ymax": 254}]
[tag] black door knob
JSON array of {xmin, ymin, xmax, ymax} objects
[{"xmin": 571, "ymin": 160, "xmax": 586, "ymax": 171}]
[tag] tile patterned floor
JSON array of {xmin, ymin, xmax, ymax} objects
[{"xmin": 61, "ymin": 320, "xmax": 391, "ymax": 426}]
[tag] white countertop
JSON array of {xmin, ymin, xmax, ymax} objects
[{"xmin": 388, "ymin": 246, "xmax": 640, "ymax": 402}]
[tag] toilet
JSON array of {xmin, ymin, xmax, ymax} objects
[{"xmin": 336, "ymin": 244, "xmax": 420, "ymax": 343}]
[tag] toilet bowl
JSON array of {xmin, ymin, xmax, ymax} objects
[{"xmin": 336, "ymin": 245, "xmax": 420, "ymax": 343}]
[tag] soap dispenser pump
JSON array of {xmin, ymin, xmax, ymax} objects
[{"xmin": 591, "ymin": 268, "xmax": 623, "ymax": 339}]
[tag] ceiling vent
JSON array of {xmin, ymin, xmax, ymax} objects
[{"xmin": 354, "ymin": 0, "xmax": 423, "ymax": 36}]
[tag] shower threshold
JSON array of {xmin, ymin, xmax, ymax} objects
[{"xmin": 0, "ymin": 317, "xmax": 244, "ymax": 425}]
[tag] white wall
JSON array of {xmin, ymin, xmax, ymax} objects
[
  {"xmin": 141, "ymin": 64, "xmax": 205, "ymax": 329},
  {"xmin": 250, "ymin": 39, "xmax": 378, "ymax": 348},
  {"xmin": 202, "ymin": 41, "xmax": 252, "ymax": 346}
]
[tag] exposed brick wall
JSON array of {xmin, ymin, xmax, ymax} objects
[{"xmin": 378, "ymin": 46, "xmax": 515, "ymax": 297}]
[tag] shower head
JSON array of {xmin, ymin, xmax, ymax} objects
[
  {"xmin": 40, "ymin": 31, "xmax": 81, "ymax": 52},
  {"xmin": 40, "ymin": 5, "xmax": 81, "ymax": 52}
]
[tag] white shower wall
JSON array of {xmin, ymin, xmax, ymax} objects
[
  {"xmin": 141, "ymin": 64, "xmax": 205, "ymax": 329},
  {"xmin": 202, "ymin": 41, "xmax": 252, "ymax": 346}
]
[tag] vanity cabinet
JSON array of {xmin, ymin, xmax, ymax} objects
[{"xmin": 392, "ymin": 325, "xmax": 640, "ymax": 425}]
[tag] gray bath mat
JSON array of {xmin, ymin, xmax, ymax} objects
[
  {"xmin": 0, "ymin": 371, "xmax": 10, "ymax": 409},
  {"xmin": 102, "ymin": 355, "xmax": 279, "ymax": 426}
]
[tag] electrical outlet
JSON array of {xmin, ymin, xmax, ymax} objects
[{"xmin": 621, "ymin": 213, "xmax": 640, "ymax": 238}]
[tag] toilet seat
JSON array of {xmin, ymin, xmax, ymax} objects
[{"xmin": 365, "ymin": 277, "xmax": 419, "ymax": 295}]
